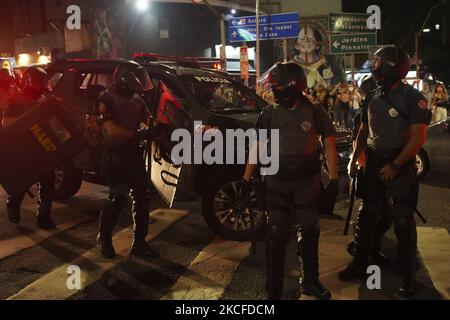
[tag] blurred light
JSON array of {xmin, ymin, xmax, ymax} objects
[
  {"xmin": 435, "ymin": 24, "xmax": 440, "ymax": 30},
  {"xmin": 213, "ymin": 63, "xmax": 222, "ymax": 71},
  {"xmin": 18, "ymin": 54, "xmax": 31, "ymax": 66},
  {"xmin": 231, "ymin": 9, "xmax": 236, "ymax": 15},
  {"xmin": 423, "ymin": 28, "xmax": 430, "ymax": 33},
  {"xmin": 38, "ymin": 55, "xmax": 50, "ymax": 65},
  {"xmin": 37, "ymin": 50, "xmax": 41, "ymax": 55},
  {"xmin": 136, "ymin": 0, "xmax": 149, "ymax": 12}
]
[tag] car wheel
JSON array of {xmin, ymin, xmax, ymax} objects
[
  {"xmin": 416, "ymin": 149, "xmax": 430, "ymax": 179},
  {"xmin": 201, "ymin": 168, "xmax": 266, "ymax": 241},
  {"xmin": 53, "ymin": 162, "xmax": 83, "ymax": 200}
]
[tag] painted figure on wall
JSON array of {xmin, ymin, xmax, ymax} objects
[{"xmin": 292, "ymin": 22, "xmax": 344, "ymax": 89}]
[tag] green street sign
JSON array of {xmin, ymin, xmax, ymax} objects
[
  {"xmin": 329, "ymin": 12, "xmax": 371, "ymax": 33},
  {"xmin": 329, "ymin": 33, "xmax": 377, "ymax": 54}
]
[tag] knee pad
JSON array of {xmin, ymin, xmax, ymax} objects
[{"xmin": 105, "ymin": 192, "xmax": 128, "ymax": 212}]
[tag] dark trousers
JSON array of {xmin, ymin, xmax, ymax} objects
[
  {"xmin": 264, "ymin": 174, "xmax": 321, "ymax": 299},
  {"xmin": 98, "ymin": 144, "xmax": 150, "ymax": 241},
  {"xmin": 7, "ymin": 171, "xmax": 55, "ymax": 217},
  {"xmin": 354, "ymin": 149, "xmax": 418, "ymax": 281}
]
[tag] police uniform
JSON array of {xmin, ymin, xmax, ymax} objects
[
  {"xmin": 3, "ymin": 91, "xmax": 56, "ymax": 228},
  {"xmin": 348, "ymin": 86, "xmax": 394, "ymax": 264},
  {"xmin": 94, "ymin": 87, "xmax": 153, "ymax": 257},
  {"xmin": 258, "ymin": 99, "xmax": 336, "ymax": 300},
  {"xmin": 345, "ymin": 82, "xmax": 430, "ymax": 290}
]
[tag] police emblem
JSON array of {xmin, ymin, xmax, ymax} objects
[
  {"xmin": 388, "ymin": 108, "xmax": 399, "ymax": 117},
  {"xmin": 301, "ymin": 121, "xmax": 312, "ymax": 131}
]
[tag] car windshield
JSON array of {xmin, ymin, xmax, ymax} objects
[{"xmin": 181, "ymin": 74, "xmax": 263, "ymax": 114}]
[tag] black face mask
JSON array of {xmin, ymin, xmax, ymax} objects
[{"xmin": 273, "ymin": 88, "xmax": 299, "ymax": 108}]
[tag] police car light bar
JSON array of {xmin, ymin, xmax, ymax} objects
[{"xmin": 134, "ymin": 52, "xmax": 223, "ymax": 70}]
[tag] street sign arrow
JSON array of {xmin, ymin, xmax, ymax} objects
[{"xmin": 333, "ymin": 41, "xmax": 340, "ymax": 48}]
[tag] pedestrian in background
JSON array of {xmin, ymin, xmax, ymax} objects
[
  {"xmin": 420, "ymin": 82, "xmax": 434, "ymax": 110},
  {"xmin": 431, "ymin": 84, "xmax": 448, "ymax": 122}
]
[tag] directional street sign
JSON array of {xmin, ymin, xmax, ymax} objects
[
  {"xmin": 329, "ymin": 33, "xmax": 377, "ymax": 54},
  {"xmin": 329, "ymin": 13, "xmax": 371, "ymax": 33},
  {"xmin": 228, "ymin": 12, "xmax": 299, "ymax": 42}
]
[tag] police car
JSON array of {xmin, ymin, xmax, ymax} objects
[
  {"xmin": 47, "ymin": 55, "xmax": 352, "ymax": 241},
  {"xmin": 416, "ymin": 117, "xmax": 450, "ymax": 178}
]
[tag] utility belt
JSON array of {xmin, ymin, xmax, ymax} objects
[
  {"xmin": 273, "ymin": 157, "xmax": 321, "ymax": 182},
  {"xmin": 365, "ymin": 147, "xmax": 415, "ymax": 175}
]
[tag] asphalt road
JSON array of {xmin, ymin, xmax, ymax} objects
[{"xmin": 0, "ymin": 174, "xmax": 449, "ymax": 301}]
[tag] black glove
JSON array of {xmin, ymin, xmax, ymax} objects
[{"xmin": 135, "ymin": 129, "xmax": 152, "ymax": 141}]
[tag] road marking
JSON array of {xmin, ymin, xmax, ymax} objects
[
  {"xmin": 160, "ymin": 238, "xmax": 250, "ymax": 300},
  {"xmin": 0, "ymin": 208, "xmax": 93, "ymax": 261},
  {"xmin": 8, "ymin": 209, "xmax": 188, "ymax": 300},
  {"xmin": 417, "ymin": 227, "xmax": 450, "ymax": 300}
]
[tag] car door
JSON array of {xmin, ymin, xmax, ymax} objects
[{"xmin": 148, "ymin": 79, "xmax": 192, "ymax": 206}]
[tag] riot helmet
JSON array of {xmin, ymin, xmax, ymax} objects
[
  {"xmin": 113, "ymin": 62, "xmax": 153, "ymax": 96},
  {"xmin": 21, "ymin": 67, "xmax": 51, "ymax": 99},
  {"xmin": 269, "ymin": 62, "xmax": 307, "ymax": 108},
  {"xmin": 371, "ymin": 46, "xmax": 410, "ymax": 88}
]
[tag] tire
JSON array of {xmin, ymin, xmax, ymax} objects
[
  {"xmin": 201, "ymin": 168, "xmax": 266, "ymax": 241},
  {"xmin": 416, "ymin": 149, "xmax": 430, "ymax": 179},
  {"xmin": 53, "ymin": 163, "xmax": 83, "ymax": 200}
]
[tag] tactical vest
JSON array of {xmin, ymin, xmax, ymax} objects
[
  {"xmin": 269, "ymin": 102, "xmax": 321, "ymax": 166},
  {"xmin": 102, "ymin": 90, "xmax": 146, "ymax": 131},
  {"xmin": 367, "ymin": 85, "xmax": 423, "ymax": 151}
]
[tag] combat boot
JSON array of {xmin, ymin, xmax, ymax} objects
[
  {"xmin": 265, "ymin": 224, "xmax": 289, "ymax": 300},
  {"xmin": 129, "ymin": 238, "xmax": 159, "ymax": 258},
  {"xmin": 6, "ymin": 193, "xmax": 25, "ymax": 224},
  {"xmin": 97, "ymin": 196, "xmax": 122, "ymax": 259},
  {"xmin": 395, "ymin": 216, "xmax": 417, "ymax": 298},
  {"xmin": 97, "ymin": 234, "xmax": 116, "ymax": 259},
  {"xmin": 297, "ymin": 225, "xmax": 331, "ymax": 300},
  {"xmin": 7, "ymin": 205, "xmax": 21, "ymax": 224}
]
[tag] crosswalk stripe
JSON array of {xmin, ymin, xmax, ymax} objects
[
  {"xmin": 417, "ymin": 227, "xmax": 450, "ymax": 300},
  {"xmin": 160, "ymin": 238, "xmax": 250, "ymax": 300},
  {"xmin": 7, "ymin": 209, "xmax": 188, "ymax": 300}
]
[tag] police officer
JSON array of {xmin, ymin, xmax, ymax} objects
[
  {"xmin": 346, "ymin": 75, "xmax": 393, "ymax": 265},
  {"xmin": 340, "ymin": 46, "xmax": 430, "ymax": 298},
  {"xmin": 2, "ymin": 67, "xmax": 56, "ymax": 229},
  {"xmin": 94, "ymin": 62, "xmax": 159, "ymax": 259},
  {"xmin": 243, "ymin": 62, "xmax": 339, "ymax": 300}
]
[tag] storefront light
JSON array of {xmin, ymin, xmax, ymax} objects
[{"xmin": 18, "ymin": 54, "xmax": 31, "ymax": 66}]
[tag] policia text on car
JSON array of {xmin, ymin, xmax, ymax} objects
[
  {"xmin": 242, "ymin": 62, "xmax": 339, "ymax": 300},
  {"xmin": 340, "ymin": 46, "xmax": 431, "ymax": 298}
]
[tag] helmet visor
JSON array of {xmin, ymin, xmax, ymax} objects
[{"xmin": 134, "ymin": 67, "xmax": 153, "ymax": 92}]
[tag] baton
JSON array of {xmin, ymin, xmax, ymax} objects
[
  {"xmin": 246, "ymin": 189, "xmax": 257, "ymax": 255},
  {"xmin": 415, "ymin": 208, "xmax": 427, "ymax": 224},
  {"xmin": 344, "ymin": 177, "xmax": 356, "ymax": 235}
]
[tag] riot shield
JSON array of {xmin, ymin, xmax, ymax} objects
[{"xmin": 0, "ymin": 99, "xmax": 87, "ymax": 195}]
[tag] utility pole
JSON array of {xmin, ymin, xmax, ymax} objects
[
  {"xmin": 256, "ymin": 0, "xmax": 260, "ymax": 81},
  {"xmin": 203, "ymin": 0, "xmax": 227, "ymax": 71}
]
